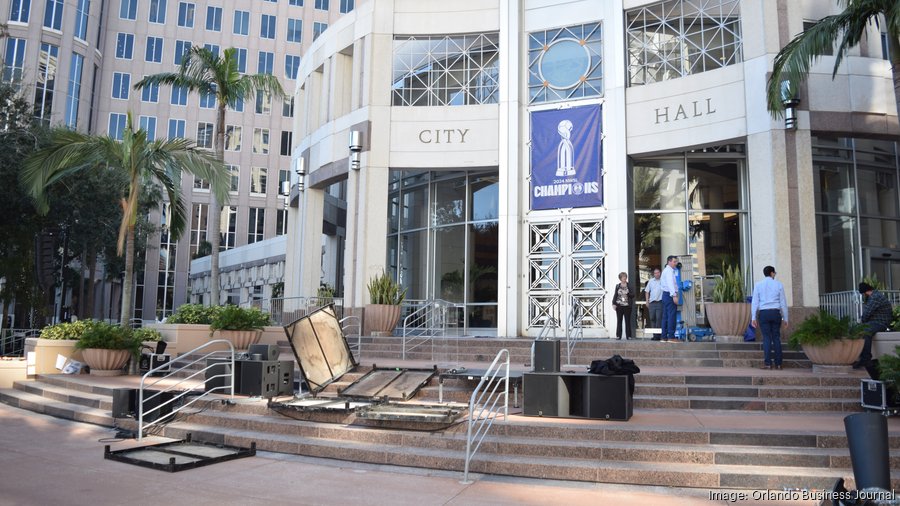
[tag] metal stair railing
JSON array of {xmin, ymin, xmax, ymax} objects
[
  {"xmin": 0, "ymin": 328, "xmax": 40, "ymax": 356},
  {"xmin": 402, "ymin": 299, "xmax": 465, "ymax": 360},
  {"xmin": 340, "ymin": 315, "xmax": 361, "ymax": 353},
  {"xmin": 137, "ymin": 339, "xmax": 236, "ymax": 440},
  {"xmin": 244, "ymin": 296, "xmax": 344, "ymax": 326},
  {"xmin": 461, "ymin": 348, "xmax": 510, "ymax": 484},
  {"xmin": 564, "ymin": 300, "xmax": 584, "ymax": 366}
]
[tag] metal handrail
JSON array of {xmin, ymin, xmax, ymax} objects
[
  {"xmin": 0, "ymin": 328, "xmax": 40, "ymax": 356},
  {"xmin": 340, "ymin": 315, "xmax": 361, "ymax": 353},
  {"xmin": 137, "ymin": 339, "xmax": 235, "ymax": 440},
  {"xmin": 461, "ymin": 348, "xmax": 510, "ymax": 484},
  {"xmin": 402, "ymin": 299, "xmax": 465, "ymax": 360},
  {"xmin": 565, "ymin": 300, "xmax": 583, "ymax": 366},
  {"xmin": 243, "ymin": 296, "xmax": 344, "ymax": 325}
]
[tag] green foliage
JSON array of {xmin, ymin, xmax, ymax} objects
[
  {"xmin": 317, "ymin": 283, "xmax": 335, "ymax": 298},
  {"xmin": 860, "ymin": 274, "xmax": 885, "ymax": 291},
  {"xmin": 711, "ymin": 263, "xmax": 746, "ymax": 303},
  {"xmin": 878, "ymin": 347, "xmax": 900, "ymax": 401},
  {"xmin": 166, "ymin": 303, "xmax": 221, "ymax": 324},
  {"xmin": 74, "ymin": 321, "xmax": 141, "ymax": 355},
  {"xmin": 367, "ymin": 270, "xmax": 407, "ymax": 305},
  {"xmin": 788, "ymin": 310, "xmax": 866, "ymax": 349},
  {"xmin": 40, "ymin": 320, "xmax": 98, "ymax": 340},
  {"xmin": 891, "ymin": 306, "xmax": 900, "ymax": 331},
  {"xmin": 132, "ymin": 327, "xmax": 163, "ymax": 342},
  {"xmin": 209, "ymin": 304, "xmax": 270, "ymax": 331}
]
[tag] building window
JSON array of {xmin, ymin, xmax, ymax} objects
[
  {"xmin": 289, "ymin": 0, "xmax": 302, "ymax": 6},
  {"xmin": 255, "ymin": 90, "xmax": 272, "ymax": 114},
  {"xmin": 248, "ymin": 207, "xmax": 265, "ymax": 243},
  {"xmin": 227, "ymin": 164, "xmax": 240, "ymax": 193},
  {"xmin": 314, "ymin": 0, "xmax": 328, "ymax": 10},
  {"xmin": 43, "ymin": 0, "xmax": 63, "ymax": 29},
  {"xmin": 250, "ymin": 167, "xmax": 267, "ymax": 194},
  {"xmin": 177, "ymin": 2, "xmax": 194, "ymax": 27},
  {"xmin": 225, "ymin": 125, "xmax": 242, "ymax": 151},
  {"xmin": 73, "ymin": 0, "xmax": 90, "ymax": 40},
  {"xmin": 149, "ymin": 0, "xmax": 166, "ymax": 23},
  {"xmin": 108, "ymin": 112, "xmax": 127, "ymax": 140},
  {"xmin": 253, "ymin": 128, "xmax": 270, "ymax": 154},
  {"xmin": 233, "ymin": 10, "xmax": 249, "ymax": 35},
  {"xmin": 285, "ymin": 55, "xmax": 300, "ymax": 80},
  {"xmin": 626, "ymin": 0, "xmax": 743, "ymax": 86},
  {"xmin": 282, "ymin": 97, "xmax": 294, "ymax": 117},
  {"xmin": 156, "ymin": 208, "xmax": 178, "ymax": 319},
  {"xmin": 258, "ymin": 51, "xmax": 274, "ymax": 75},
  {"xmin": 193, "ymin": 175, "xmax": 209, "ymax": 191},
  {"xmin": 196, "ymin": 122, "xmax": 213, "ymax": 148},
  {"xmin": 234, "ymin": 47, "xmax": 247, "ymax": 73},
  {"xmin": 631, "ymin": 145, "xmax": 749, "ymax": 303},
  {"xmin": 287, "ymin": 18, "xmax": 302, "ymax": 43},
  {"xmin": 278, "ymin": 169, "xmax": 290, "ymax": 194},
  {"xmin": 3, "ymin": 38, "xmax": 27, "ymax": 84},
  {"xmin": 9, "ymin": 0, "xmax": 31, "ymax": 23},
  {"xmin": 174, "ymin": 40, "xmax": 191, "ymax": 65},
  {"xmin": 313, "ymin": 22, "xmax": 327, "ymax": 41},
  {"xmin": 168, "ymin": 118, "xmax": 185, "ymax": 138},
  {"xmin": 146, "ymin": 36, "xmax": 163, "ymax": 63},
  {"xmin": 276, "ymin": 209, "xmax": 288, "ymax": 236},
  {"xmin": 64, "ymin": 52, "xmax": 84, "ymax": 128},
  {"xmin": 170, "ymin": 84, "xmax": 188, "ymax": 105},
  {"xmin": 199, "ymin": 84, "xmax": 216, "ymax": 108},
  {"xmin": 280, "ymin": 131, "xmax": 292, "ymax": 156},
  {"xmin": 206, "ymin": 5, "xmax": 222, "ymax": 31},
  {"xmin": 220, "ymin": 205, "xmax": 237, "ymax": 250},
  {"xmin": 141, "ymin": 79, "xmax": 159, "ymax": 102},
  {"xmin": 232, "ymin": 95, "xmax": 244, "ymax": 112},
  {"xmin": 116, "ymin": 33, "xmax": 134, "ymax": 59},
  {"xmin": 139, "ymin": 115, "xmax": 157, "ymax": 140},
  {"xmin": 204, "ymin": 43, "xmax": 220, "ymax": 57},
  {"xmin": 34, "ymin": 43, "xmax": 59, "ymax": 126},
  {"xmin": 339, "ymin": 0, "xmax": 353, "ymax": 14},
  {"xmin": 190, "ymin": 203, "xmax": 208, "ymax": 257},
  {"xmin": 260, "ymin": 14, "xmax": 276, "ymax": 39},
  {"xmin": 392, "ymin": 33, "xmax": 500, "ymax": 106},
  {"xmin": 119, "ymin": 0, "xmax": 136, "ymax": 20},
  {"xmin": 528, "ymin": 23, "xmax": 602, "ymax": 104},
  {"xmin": 387, "ymin": 170, "xmax": 500, "ymax": 328},
  {"xmin": 111, "ymin": 72, "xmax": 131, "ymax": 99}
]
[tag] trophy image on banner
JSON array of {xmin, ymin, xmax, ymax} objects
[{"xmin": 556, "ymin": 119, "xmax": 575, "ymax": 177}]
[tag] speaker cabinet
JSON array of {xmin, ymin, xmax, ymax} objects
[
  {"xmin": 277, "ymin": 361, "xmax": 294, "ymax": 396},
  {"xmin": 205, "ymin": 358, "xmax": 241, "ymax": 392},
  {"xmin": 240, "ymin": 360, "xmax": 280, "ymax": 397},
  {"xmin": 523, "ymin": 373, "xmax": 633, "ymax": 421},
  {"xmin": 112, "ymin": 388, "xmax": 136, "ymax": 418},
  {"xmin": 533, "ymin": 339, "xmax": 560, "ymax": 373},
  {"xmin": 249, "ymin": 344, "xmax": 280, "ymax": 361}
]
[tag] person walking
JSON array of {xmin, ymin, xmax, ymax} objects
[
  {"xmin": 644, "ymin": 268, "xmax": 663, "ymax": 340},
  {"xmin": 750, "ymin": 265, "xmax": 788, "ymax": 370},
  {"xmin": 612, "ymin": 272, "xmax": 634, "ymax": 340},
  {"xmin": 853, "ymin": 282, "xmax": 893, "ymax": 369},
  {"xmin": 660, "ymin": 255, "xmax": 679, "ymax": 342}
]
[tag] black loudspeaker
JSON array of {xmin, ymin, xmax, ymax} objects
[
  {"xmin": 523, "ymin": 373, "xmax": 633, "ymax": 421},
  {"xmin": 140, "ymin": 389, "xmax": 174, "ymax": 423},
  {"xmin": 277, "ymin": 361, "xmax": 294, "ymax": 396},
  {"xmin": 533, "ymin": 339, "xmax": 560, "ymax": 373},
  {"xmin": 205, "ymin": 358, "xmax": 242, "ymax": 392},
  {"xmin": 523, "ymin": 373, "xmax": 564, "ymax": 416},
  {"xmin": 112, "ymin": 388, "xmax": 136, "ymax": 418},
  {"xmin": 155, "ymin": 341, "xmax": 168, "ymax": 354},
  {"xmin": 249, "ymin": 343, "xmax": 280, "ymax": 361},
  {"xmin": 240, "ymin": 360, "xmax": 280, "ymax": 397}
]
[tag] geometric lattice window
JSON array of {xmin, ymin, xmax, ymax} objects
[
  {"xmin": 626, "ymin": 0, "xmax": 742, "ymax": 86},
  {"xmin": 528, "ymin": 23, "xmax": 603, "ymax": 104},
  {"xmin": 392, "ymin": 33, "xmax": 499, "ymax": 106}
]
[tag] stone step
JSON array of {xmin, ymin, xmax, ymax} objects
[
  {"xmin": 13, "ymin": 380, "xmax": 114, "ymax": 411},
  {"xmin": 635, "ymin": 384, "xmax": 858, "ymax": 400},
  {"xmin": 633, "ymin": 395, "xmax": 862, "ymax": 412},
  {"xmin": 0, "ymin": 388, "xmax": 113, "ymax": 427}
]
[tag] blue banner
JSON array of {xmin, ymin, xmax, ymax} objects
[{"xmin": 530, "ymin": 104, "xmax": 603, "ymax": 210}]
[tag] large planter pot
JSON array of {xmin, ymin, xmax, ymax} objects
[
  {"xmin": 366, "ymin": 304, "xmax": 402, "ymax": 334},
  {"xmin": 801, "ymin": 339, "xmax": 865, "ymax": 366},
  {"xmin": 213, "ymin": 329, "xmax": 263, "ymax": 350},
  {"xmin": 81, "ymin": 348, "xmax": 131, "ymax": 376},
  {"xmin": 705, "ymin": 302, "xmax": 751, "ymax": 337}
]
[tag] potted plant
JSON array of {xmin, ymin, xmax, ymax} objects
[
  {"xmin": 74, "ymin": 321, "xmax": 142, "ymax": 376},
  {"xmin": 705, "ymin": 263, "xmax": 751, "ymax": 336},
  {"xmin": 788, "ymin": 310, "xmax": 866, "ymax": 365},
  {"xmin": 366, "ymin": 270, "xmax": 407, "ymax": 335},
  {"xmin": 209, "ymin": 304, "xmax": 270, "ymax": 350}
]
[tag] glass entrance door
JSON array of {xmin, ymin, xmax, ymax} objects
[{"xmin": 868, "ymin": 250, "xmax": 900, "ymax": 290}]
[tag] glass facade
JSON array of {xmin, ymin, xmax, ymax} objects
[
  {"xmin": 528, "ymin": 23, "xmax": 603, "ymax": 104},
  {"xmin": 387, "ymin": 170, "xmax": 499, "ymax": 329}
]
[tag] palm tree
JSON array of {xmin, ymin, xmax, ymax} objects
[
  {"xmin": 22, "ymin": 113, "xmax": 228, "ymax": 325},
  {"xmin": 766, "ymin": 0, "xmax": 900, "ymax": 121},
  {"xmin": 135, "ymin": 46, "xmax": 285, "ymax": 306}
]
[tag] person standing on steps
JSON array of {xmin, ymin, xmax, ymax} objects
[
  {"xmin": 853, "ymin": 282, "xmax": 893, "ymax": 369},
  {"xmin": 660, "ymin": 255, "xmax": 679, "ymax": 342},
  {"xmin": 612, "ymin": 272, "xmax": 634, "ymax": 340},
  {"xmin": 750, "ymin": 265, "xmax": 788, "ymax": 370},
  {"xmin": 644, "ymin": 268, "xmax": 663, "ymax": 340}
]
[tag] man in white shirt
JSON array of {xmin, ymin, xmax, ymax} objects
[
  {"xmin": 660, "ymin": 255, "xmax": 680, "ymax": 342},
  {"xmin": 750, "ymin": 265, "xmax": 788, "ymax": 370},
  {"xmin": 644, "ymin": 268, "xmax": 663, "ymax": 340}
]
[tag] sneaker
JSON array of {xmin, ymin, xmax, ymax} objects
[{"xmin": 760, "ymin": 364, "xmax": 772, "ymax": 370}]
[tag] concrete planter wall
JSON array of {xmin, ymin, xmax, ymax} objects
[
  {"xmin": 147, "ymin": 323, "xmax": 283, "ymax": 355},
  {"xmin": 24, "ymin": 338, "xmax": 85, "ymax": 375},
  {"xmin": 705, "ymin": 302, "xmax": 751, "ymax": 337},
  {"xmin": 801, "ymin": 339, "xmax": 865, "ymax": 365},
  {"xmin": 873, "ymin": 331, "xmax": 900, "ymax": 359}
]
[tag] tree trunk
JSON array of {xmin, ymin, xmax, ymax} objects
[
  {"xmin": 208, "ymin": 104, "xmax": 226, "ymax": 306},
  {"xmin": 85, "ymin": 251, "xmax": 96, "ymax": 319},
  {"xmin": 120, "ymin": 227, "xmax": 135, "ymax": 326}
]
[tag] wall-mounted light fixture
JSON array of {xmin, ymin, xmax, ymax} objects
[
  {"xmin": 295, "ymin": 156, "xmax": 306, "ymax": 191},
  {"xmin": 349, "ymin": 130, "xmax": 362, "ymax": 170},
  {"xmin": 780, "ymin": 80, "xmax": 800, "ymax": 130}
]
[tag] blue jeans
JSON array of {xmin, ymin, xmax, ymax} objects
[
  {"xmin": 759, "ymin": 309, "xmax": 783, "ymax": 366},
  {"xmin": 661, "ymin": 292, "xmax": 677, "ymax": 340},
  {"xmin": 859, "ymin": 321, "xmax": 888, "ymax": 363}
]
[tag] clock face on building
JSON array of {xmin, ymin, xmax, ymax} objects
[{"xmin": 538, "ymin": 38, "xmax": 591, "ymax": 90}]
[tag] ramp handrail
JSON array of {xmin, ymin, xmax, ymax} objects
[
  {"xmin": 461, "ymin": 348, "xmax": 509, "ymax": 484},
  {"xmin": 402, "ymin": 299, "xmax": 464, "ymax": 360},
  {"xmin": 340, "ymin": 315, "xmax": 361, "ymax": 353},
  {"xmin": 137, "ymin": 339, "xmax": 236, "ymax": 440},
  {"xmin": 565, "ymin": 299, "xmax": 583, "ymax": 366}
]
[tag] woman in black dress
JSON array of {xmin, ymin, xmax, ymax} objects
[{"xmin": 612, "ymin": 272, "xmax": 634, "ymax": 340}]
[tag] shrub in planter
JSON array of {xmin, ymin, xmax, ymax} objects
[
  {"xmin": 74, "ymin": 321, "xmax": 142, "ymax": 356},
  {"xmin": 788, "ymin": 310, "xmax": 867, "ymax": 365},
  {"xmin": 711, "ymin": 263, "xmax": 746, "ymax": 303},
  {"xmin": 366, "ymin": 270, "xmax": 407, "ymax": 334},
  {"xmin": 40, "ymin": 320, "xmax": 98, "ymax": 340},
  {"xmin": 209, "ymin": 305, "xmax": 270, "ymax": 331},
  {"xmin": 706, "ymin": 263, "xmax": 751, "ymax": 336},
  {"xmin": 166, "ymin": 303, "xmax": 221, "ymax": 325},
  {"xmin": 132, "ymin": 327, "xmax": 163, "ymax": 343}
]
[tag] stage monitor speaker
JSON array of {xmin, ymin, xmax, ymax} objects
[
  {"xmin": 523, "ymin": 373, "xmax": 565, "ymax": 417},
  {"xmin": 112, "ymin": 388, "xmax": 136, "ymax": 418},
  {"xmin": 249, "ymin": 343, "xmax": 280, "ymax": 361},
  {"xmin": 240, "ymin": 360, "xmax": 280, "ymax": 397},
  {"xmin": 155, "ymin": 341, "xmax": 168, "ymax": 355},
  {"xmin": 533, "ymin": 339, "xmax": 560, "ymax": 373}
]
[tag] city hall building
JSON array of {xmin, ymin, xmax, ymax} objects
[{"xmin": 284, "ymin": 0, "xmax": 900, "ymax": 337}]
